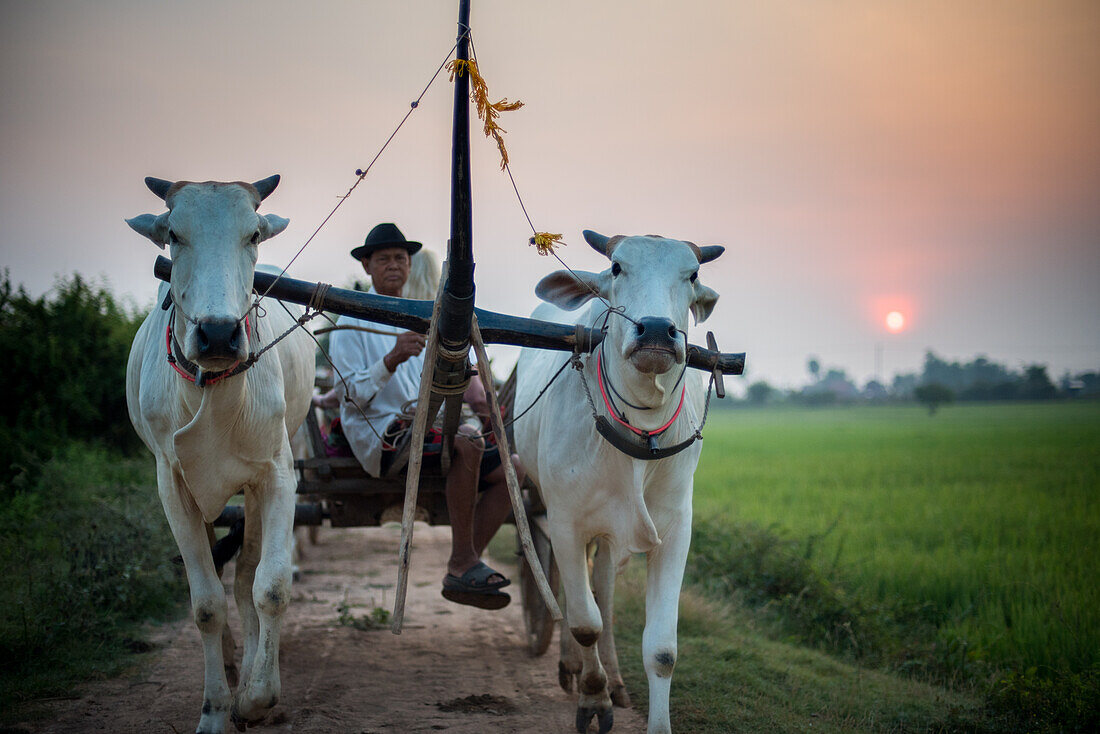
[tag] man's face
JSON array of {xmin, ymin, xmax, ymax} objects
[{"xmin": 362, "ymin": 247, "xmax": 410, "ymax": 296}]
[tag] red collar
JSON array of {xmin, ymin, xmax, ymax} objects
[
  {"xmin": 165, "ymin": 314, "xmax": 251, "ymax": 387},
  {"xmin": 596, "ymin": 350, "xmax": 685, "ymax": 438}
]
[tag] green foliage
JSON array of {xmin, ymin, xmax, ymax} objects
[
  {"xmin": 987, "ymin": 666, "xmax": 1099, "ymax": 733},
  {"xmin": 692, "ymin": 403, "xmax": 1100, "ymax": 730},
  {"xmin": 915, "ymin": 351, "xmax": 1061, "ymax": 401},
  {"xmin": 0, "ymin": 272, "xmax": 146, "ymax": 497},
  {"xmin": 335, "ymin": 595, "xmax": 391, "ymax": 631},
  {"xmin": 687, "ymin": 519, "xmax": 869, "ymax": 656},
  {"xmin": 913, "ymin": 382, "xmax": 954, "ymax": 414},
  {"xmin": 0, "ymin": 444, "xmax": 183, "ymax": 710},
  {"xmin": 746, "ymin": 381, "xmax": 775, "ymax": 405},
  {"xmin": 611, "ymin": 566, "xmax": 991, "ymax": 733}
]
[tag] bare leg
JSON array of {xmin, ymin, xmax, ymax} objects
[
  {"xmin": 472, "ymin": 455, "xmax": 524, "ymax": 556},
  {"xmin": 444, "ymin": 427, "xmax": 489, "ymax": 578}
]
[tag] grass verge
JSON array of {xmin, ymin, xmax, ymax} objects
[
  {"xmin": 611, "ymin": 563, "xmax": 993, "ymax": 733},
  {"xmin": 0, "ymin": 444, "xmax": 184, "ymax": 716}
]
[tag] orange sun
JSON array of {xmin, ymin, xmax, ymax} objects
[{"xmin": 885, "ymin": 310, "xmax": 906, "ymax": 333}]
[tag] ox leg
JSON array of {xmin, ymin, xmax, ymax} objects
[
  {"xmin": 159, "ymin": 463, "xmax": 232, "ymax": 734},
  {"xmin": 233, "ymin": 461, "xmax": 296, "ymax": 726},
  {"xmin": 553, "ymin": 532, "xmax": 613, "ymax": 734},
  {"xmin": 206, "ymin": 524, "xmax": 239, "ymax": 688},
  {"xmin": 642, "ymin": 510, "xmax": 692, "ymax": 734},
  {"xmin": 593, "ymin": 538, "xmax": 630, "ymax": 708},
  {"xmin": 557, "ymin": 583, "xmax": 582, "ymax": 693},
  {"xmin": 232, "ymin": 500, "xmax": 262, "ymax": 697}
]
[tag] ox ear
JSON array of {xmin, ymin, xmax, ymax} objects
[
  {"xmin": 256, "ymin": 214, "xmax": 290, "ymax": 242},
  {"xmin": 252, "ymin": 175, "xmax": 280, "ymax": 202},
  {"xmin": 691, "ymin": 282, "xmax": 719, "ymax": 324},
  {"xmin": 698, "ymin": 245, "xmax": 724, "ymax": 264},
  {"xmin": 125, "ymin": 212, "xmax": 169, "ymax": 249},
  {"xmin": 535, "ymin": 269, "xmax": 609, "ymax": 311}
]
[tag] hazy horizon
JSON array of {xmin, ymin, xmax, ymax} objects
[{"xmin": 3, "ymin": 0, "xmax": 1097, "ymax": 390}]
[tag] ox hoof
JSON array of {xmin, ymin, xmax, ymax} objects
[
  {"xmin": 559, "ymin": 660, "xmax": 578, "ymax": 693},
  {"xmin": 576, "ymin": 705, "xmax": 613, "ymax": 734},
  {"xmin": 229, "ymin": 707, "xmax": 247, "ymax": 733},
  {"xmin": 610, "ymin": 683, "xmax": 631, "ymax": 708},
  {"xmin": 229, "ymin": 702, "xmax": 264, "ymax": 731}
]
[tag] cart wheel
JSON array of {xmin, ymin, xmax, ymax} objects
[{"xmin": 518, "ymin": 514, "xmax": 558, "ymax": 657}]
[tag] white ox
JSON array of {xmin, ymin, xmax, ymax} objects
[
  {"xmin": 125, "ymin": 176, "xmax": 314, "ymax": 734},
  {"xmin": 515, "ymin": 231, "xmax": 722, "ymax": 734}
]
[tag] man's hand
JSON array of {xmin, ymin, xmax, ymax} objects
[{"xmin": 383, "ymin": 331, "xmax": 426, "ymax": 372}]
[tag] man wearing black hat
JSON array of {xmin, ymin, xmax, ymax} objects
[{"xmin": 329, "ymin": 223, "xmax": 518, "ymax": 609}]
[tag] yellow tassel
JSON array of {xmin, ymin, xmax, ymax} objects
[
  {"xmin": 529, "ymin": 232, "xmax": 563, "ymax": 256},
  {"xmin": 446, "ymin": 59, "xmax": 470, "ymax": 79},
  {"xmin": 448, "ymin": 57, "xmax": 523, "ymax": 170}
]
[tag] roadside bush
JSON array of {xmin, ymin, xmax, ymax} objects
[
  {"xmin": 0, "ymin": 272, "xmax": 146, "ymax": 497},
  {"xmin": 987, "ymin": 666, "xmax": 1100, "ymax": 733},
  {"xmin": 0, "ymin": 444, "xmax": 183, "ymax": 710},
  {"xmin": 686, "ymin": 518, "xmax": 883, "ymax": 657}
]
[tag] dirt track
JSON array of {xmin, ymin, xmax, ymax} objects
[{"xmin": 19, "ymin": 524, "xmax": 645, "ymax": 733}]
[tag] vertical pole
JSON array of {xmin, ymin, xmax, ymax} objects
[
  {"xmin": 432, "ymin": 0, "xmax": 476, "ymax": 456},
  {"xmin": 439, "ymin": 0, "xmax": 475, "ymax": 348}
]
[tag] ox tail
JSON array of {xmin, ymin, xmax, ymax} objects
[{"xmin": 211, "ymin": 518, "xmax": 245, "ymax": 574}]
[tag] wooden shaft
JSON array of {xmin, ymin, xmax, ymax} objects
[
  {"xmin": 470, "ymin": 315, "xmax": 563, "ymax": 621},
  {"xmin": 390, "ymin": 274, "xmax": 448, "ymax": 634}
]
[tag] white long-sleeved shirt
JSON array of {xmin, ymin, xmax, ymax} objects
[{"xmin": 328, "ymin": 305, "xmax": 424, "ymax": 477}]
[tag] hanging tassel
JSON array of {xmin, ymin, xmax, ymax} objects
[
  {"xmin": 529, "ymin": 232, "xmax": 564, "ymax": 256},
  {"xmin": 447, "ymin": 57, "xmax": 524, "ymax": 170}
]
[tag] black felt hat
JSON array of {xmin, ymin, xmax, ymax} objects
[{"xmin": 350, "ymin": 223, "xmax": 422, "ymax": 261}]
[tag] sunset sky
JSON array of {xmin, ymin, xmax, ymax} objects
[{"xmin": 2, "ymin": 0, "xmax": 1097, "ymax": 389}]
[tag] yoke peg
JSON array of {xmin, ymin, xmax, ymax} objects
[{"xmin": 706, "ymin": 331, "xmax": 726, "ymax": 399}]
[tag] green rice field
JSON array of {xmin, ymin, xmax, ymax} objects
[{"xmin": 692, "ymin": 401, "xmax": 1100, "ymax": 679}]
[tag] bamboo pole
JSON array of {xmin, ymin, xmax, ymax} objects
[{"xmin": 470, "ymin": 315, "xmax": 563, "ymax": 621}]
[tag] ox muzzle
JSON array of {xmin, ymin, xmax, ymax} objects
[
  {"xmin": 627, "ymin": 316, "xmax": 683, "ymax": 374},
  {"xmin": 195, "ymin": 317, "xmax": 245, "ymax": 363}
]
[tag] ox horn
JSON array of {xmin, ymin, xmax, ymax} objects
[
  {"xmin": 583, "ymin": 229, "xmax": 612, "ymax": 257},
  {"xmin": 144, "ymin": 177, "xmax": 173, "ymax": 201},
  {"xmin": 698, "ymin": 245, "xmax": 725, "ymax": 264},
  {"xmin": 251, "ymin": 174, "xmax": 281, "ymax": 202}
]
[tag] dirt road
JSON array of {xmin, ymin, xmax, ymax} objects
[{"xmin": 20, "ymin": 524, "xmax": 645, "ymax": 733}]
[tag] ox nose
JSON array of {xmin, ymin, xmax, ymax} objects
[
  {"xmin": 634, "ymin": 317, "xmax": 679, "ymax": 349},
  {"xmin": 196, "ymin": 318, "xmax": 242, "ymax": 361}
]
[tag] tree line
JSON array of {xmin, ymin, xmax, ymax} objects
[
  {"xmin": 744, "ymin": 351, "xmax": 1099, "ymax": 412},
  {"xmin": 0, "ymin": 272, "xmax": 146, "ymax": 497}
]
